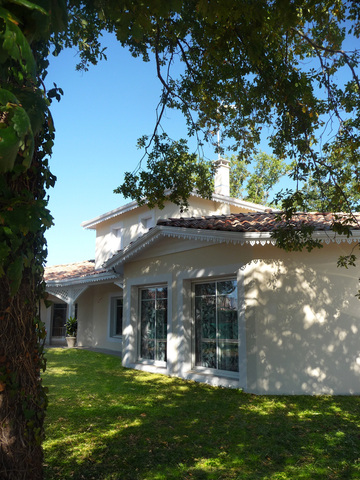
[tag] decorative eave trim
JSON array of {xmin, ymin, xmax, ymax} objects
[
  {"xmin": 46, "ymin": 285, "xmax": 89, "ymax": 304},
  {"xmin": 45, "ymin": 271, "xmax": 120, "ymax": 288},
  {"xmin": 104, "ymin": 226, "xmax": 360, "ymax": 270}
]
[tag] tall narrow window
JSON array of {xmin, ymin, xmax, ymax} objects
[
  {"xmin": 110, "ymin": 297, "xmax": 123, "ymax": 337},
  {"xmin": 195, "ymin": 280, "xmax": 238, "ymax": 372},
  {"xmin": 140, "ymin": 287, "xmax": 167, "ymax": 362},
  {"xmin": 52, "ymin": 303, "xmax": 67, "ymax": 337}
]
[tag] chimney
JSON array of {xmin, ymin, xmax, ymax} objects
[{"xmin": 214, "ymin": 157, "xmax": 230, "ymax": 196}]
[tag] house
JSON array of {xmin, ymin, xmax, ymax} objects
[{"xmin": 43, "ymin": 159, "xmax": 360, "ymax": 395}]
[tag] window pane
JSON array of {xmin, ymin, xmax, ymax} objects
[
  {"xmin": 142, "ymin": 339, "xmax": 155, "ymax": 360},
  {"xmin": 156, "ymin": 341, "xmax": 167, "ymax": 362},
  {"xmin": 195, "ymin": 296, "xmax": 217, "ymax": 367},
  {"xmin": 195, "ymin": 280, "xmax": 238, "ymax": 372},
  {"xmin": 195, "ymin": 283, "xmax": 216, "ymax": 297},
  {"xmin": 52, "ymin": 304, "xmax": 67, "ymax": 337},
  {"xmin": 156, "ymin": 308, "xmax": 167, "ymax": 339},
  {"xmin": 115, "ymin": 299, "xmax": 123, "ymax": 335},
  {"xmin": 140, "ymin": 287, "xmax": 167, "ymax": 362},
  {"xmin": 217, "ymin": 295, "xmax": 238, "ymax": 340},
  {"xmin": 197, "ymin": 341, "xmax": 216, "ymax": 368},
  {"xmin": 195, "ymin": 297, "xmax": 216, "ymax": 339},
  {"xmin": 141, "ymin": 288, "xmax": 156, "ymax": 300},
  {"xmin": 218, "ymin": 341, "xmax": 238, "ymax": 372},
  {"xmin": 156, "ymin": 287, "xmax": 167, "ymax": 299},
  {"xmin": 141, "ymin": 299, "xmax": 155, "ymax": 360},
  {"xmin": 217, "ymin": 280, "xmax": 237, "ymax": 296}
]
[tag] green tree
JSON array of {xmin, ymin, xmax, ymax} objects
[
  {"xmin": 299, "ymin": 146, "xmax": 360, "ymax": 212},
  {"xmin": 0, "ymin": 2, "xmax": 106, "ymax": 478},
  {"xmin": 105, "ymin": 0, "xmax": 360, "ymax": 251},
  {"xmin": 2, "ymin": 1, "xmax": 360, "ymax": 478},
  {"xmin": 229, "ymin": 152, "xmax": 288, "ymax": 205},
  {"xmin": 0, "ymin": 2, "xmax": 64, "ymax": 478}
]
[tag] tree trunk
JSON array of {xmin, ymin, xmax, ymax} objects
[
  {"xmin": 0, "ymin": 158, "xmax": 51, "ymax": 479},
  {"xmin": 0, "ymin": 274, "xmax": 46, "ymax": 479}
]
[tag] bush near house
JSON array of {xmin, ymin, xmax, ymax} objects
[
  {"xmin": 43, "ymin": 349, "xmax": 360, "ymax": 480},
  {"xmin": 64, "ymin": 317, "xmax": 77, "ymax": 337}
]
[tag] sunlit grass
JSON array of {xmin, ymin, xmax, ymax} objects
[{"xmin": 43, "ymin": 348, "xmax": 360, "ymax": 480}]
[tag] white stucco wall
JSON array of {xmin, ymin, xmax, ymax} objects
[
  {"xmin": 93, "ymin": 198, "xmax": 232, "ymax": 268},
  {"xmin": 244, "ymin": 243, "xmax": 360, "ymax": 394},
  {"xmin": 118, "ymin": 239, "xmax": 360, "ymax": 395},
  {"xmin": 76, "ymin": 283, "xmax": 123, "ymax": 353}
]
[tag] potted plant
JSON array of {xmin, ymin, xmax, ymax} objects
[{"xmin": 65, "ymin": 316, "xmax": 77, "ymax": 348}]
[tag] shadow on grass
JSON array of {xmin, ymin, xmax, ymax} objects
[{"xmin": 43, "ymin": 349, "xmax": 360, "ymax": 480}]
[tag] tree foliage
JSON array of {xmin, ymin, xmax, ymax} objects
[
  {"xmin": 229, "ymin": 151, "xmax": 288, "ymax": 205},
  {"xmin": 299, "ymin": 146, "xmax": 360, "ymax": 212},
  {"xmin": 115, "ymin": 133, "xmax": 216, "ymax": 210},
  {"xmin": 1, "ymin": 1, "xmax": 360, "ymax": 478},
  {"xmin": 97, "ymin": 0, "xmax": 360, "ymax": 254}
]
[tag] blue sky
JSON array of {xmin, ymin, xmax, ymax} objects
[
  {"xmin": 44, "ymin": 29, "xmax": 355, "ymax": 267},
  {"xmin": 45, "ymin": 32, "xmax": 202, "ymax": 266}
]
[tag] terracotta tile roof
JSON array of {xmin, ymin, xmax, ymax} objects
[
  {"xmin": 44, "ymin": 260, "xmax": 105, "ymax": 282},
  {"xmin": 157, "ymin": 212, "xmax": 360, "ymax": 232}
]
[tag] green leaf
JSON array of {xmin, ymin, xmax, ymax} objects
[
  {"xmin": 0, "ymin": 88, "xmax": 34, "ymax": 172},
  {"xmin": 15, "ymin": 88, "xmax": 48, "ymax": 136},
  {"xmin": 0, "ymin": 125, "xmax": 20, "ymax": 172},
  {"xmin": 0, "ymin": 7, "xmax": 36, "ymax": 77},
  {"xmin": 7, "ymin": 0, "xmax": 47, "ymax": 15}
]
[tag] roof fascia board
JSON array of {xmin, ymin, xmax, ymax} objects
[{"xmin": 81, "ymin": 200, "xmax": 140, "ymax": 229}]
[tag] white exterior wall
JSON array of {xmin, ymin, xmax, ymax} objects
[
  {"xmin": 76, "ymin": 283, "xmax": 123, "ymax": 353},
  {"xmin": 93, "ymin": 198, "xmax": 232, "ymax": 268},
  {"xmin": 119, "ymin": 240, "xmax": 360, "ymax": 395},
  {"xmin": 244, "ymin": 243, "xmax": 360, "ymax": 394},
  {"xmin": 122, "ymin": 242, "xmax": 250, "ymax": 387}
]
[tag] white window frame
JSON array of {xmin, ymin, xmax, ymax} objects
[
  {"xmin": 51, "ymin": 302, "xmax": 68, "ymax": 338},
  {"xmin": 108, "ymin": 295, "xmax": 123, "ymax": 340},
  {"xmin": 137, "ymin": 284, "xmax": 168, "ymax": 367},
  {"xmin": 176, "ymin": 265, "xmax": 246, "ymax": 387},
  {"xmin": 124, "ymin": 273, "xmax": 172, "ymax": 371},
  {"xmin": 192, "ymin": 276, "xmax": 240, "ymax": 379}
]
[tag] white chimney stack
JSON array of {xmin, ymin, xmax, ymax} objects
[{"xmin": 214, "ymin": 157, "xmax": 230, "ymax": 196}]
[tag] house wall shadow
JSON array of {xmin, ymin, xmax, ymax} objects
[{"xmin": 246, "ymin": 244, "xmax": 360, "ymax": 394}]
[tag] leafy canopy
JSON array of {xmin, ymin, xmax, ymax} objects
[
  {"xmin": 229, "ymin": 151, "xmax": 289, "ymax": 205},
  {"xmin": 93, "ymin": 0, "xmax": 360, "ymax": 256}
]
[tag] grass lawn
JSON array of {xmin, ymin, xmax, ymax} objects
[{"xmin": 43, "ymin": 348, "xmax": 360, "ymax": 480}]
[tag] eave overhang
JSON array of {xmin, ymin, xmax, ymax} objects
[
  {"xmin": 45, "ymin": 271, "xmax": 121, "ymax": 289},
  {"xmin": 104, "ymin": 225, "xmax": 360, "ymax": 270}
]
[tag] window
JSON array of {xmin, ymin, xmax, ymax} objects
[
  {"xmin": 140, "ymin": 286, "xmax": 167, "ymax": 362},
  {"xmin": 52, "ymin": 303, "xmax": 67, "ymax": 337},
  {"xmin": 110, "ymin": 297, "xmax": 123, "ymax": 337},
  {"xmin": 139, "ymin": 214, "xmax": 155, "ymax": 233},
  {"xmin": 194, "ymin": 279, "xmax": 238, "ymax": 372},
  {"xmin": 111, "ymin": 225, "xmax": 123, "ymax": 254}
]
